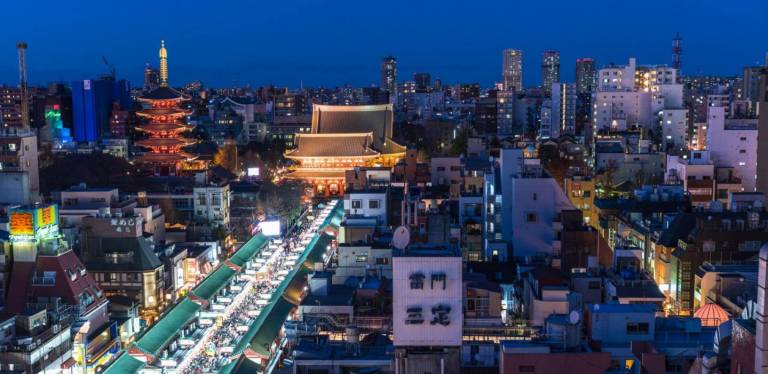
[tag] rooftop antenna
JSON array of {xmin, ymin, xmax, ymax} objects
[
  {"xmin": 16, "ymin": 41, "xmax": 29, "ymax": 129},
  {"xmin": 672, "ymin": 32, "xmax": 682, "ymax": 72},
  {"xmin": 392, "ymin": 225, "xmax": 410, "ymax": 251}
]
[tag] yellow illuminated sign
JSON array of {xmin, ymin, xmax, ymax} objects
[
  {"xmin": 36, "ymin": 205, "xmax": 56, "ymax": 227},
  {"xmin": 10, "ymin": 212, "xmax": 34, "ymax": 236}
]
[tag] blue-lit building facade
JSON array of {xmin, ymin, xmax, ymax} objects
[{"xmin": 71, "ymin": 79, "xmax": 131, "ymax": 143}]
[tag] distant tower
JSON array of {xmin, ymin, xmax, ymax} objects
[
  {"xmin": 380, "ymin": 56, "xmax": 397, "ymax": 98},
  {"xmin": 159, "ymin": 40, "xmax": 169, "ymax": 87},
  {"xmin": 16, "ymin": 41, "xmax": 29, "ymax": 129},
  {"xmin": 672, "ymin": 32, "xmax": 682, "ymax": 71},
  {"xmin": 541, "ymin": 50, "xmax": 561, "ymax": 95},
  {"xmin": 502, "ymin": 49, "xmax": 523, "ymax": 91}
]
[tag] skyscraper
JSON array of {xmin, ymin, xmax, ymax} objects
[
  {"xmin": 502, "ymin": 49, "xmax": 523, "ymax": 91},
  {"xmin": 381, "ymin": 56, "xmax": 397, "ymax": 97},
  {"xmin": 144, "ymin": 63, "xmax": 160, "ymax": 91},
  {"xmin": 541, "ymin": 50, "xmax": 561, "ymax": 94},
  {"xmin": 575, "ymin": 58, "xmax": 596, "ymax": 94}
]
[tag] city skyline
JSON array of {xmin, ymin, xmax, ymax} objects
[{"xmin": 0, "ymin": 0, "xmax": 767, "ymax": 88}]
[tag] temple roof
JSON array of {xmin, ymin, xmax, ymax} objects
[
  {"xmin": 136, "ymin": 137, "xmax": 195, "ymax": 148},
  {"xmin": 135, "ymin": 123, "xmax": 193, "ymax": 133},
  {"xmin": 140, "ymin": 151, "xmax": 197, "ymax": 163},
  {"xmin": 139, "ymin": 86, "xmax": 186, "ymax": 101},
  {"xmin": 312, "ymin": 104, "xmax": 394, "ymax": 150},
  {"xmin": 286, "ymin": 133, "xmax": 380, "ymax": 159},
  {"xmin": 136, "ymin": 108, "xmax": 191, "ymax": 118}
]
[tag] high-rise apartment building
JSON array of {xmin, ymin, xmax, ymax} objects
[
  {"xmin": 575, "ymin": 58, "xmax": 596, "ymax": 94},
  {"xmin": 381, "ymin": 56, "xmax": 397, "ymax": 97},
  {"xmin": 541, "ymin": 51, "xmax": 561, "ymax": 94},
  {"xmin": 551, "ymin": 83, "xmax": 577, "ymax": 137},
  {"xmin": 502, "ymin": 49, "xmax": 523, "ymax": 91}
]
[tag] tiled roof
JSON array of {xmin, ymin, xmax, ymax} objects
[
  {"xmin": 312, "ymin": 104, "xmax": 394, "ymax": 150},
  {"xmin": 84, "ymin": 236, "xmax": 163, "ymax": 271},
  {"xmin": 6, "ymin": 249, "xmax": 107, "ymax": 314},
  {"xmin": 140, "ymin": 86, "xmax": 185, "ymax": 100},
  {"xmin": 286, "ymin": 133, "xmax": 379, "ymax": 158}
]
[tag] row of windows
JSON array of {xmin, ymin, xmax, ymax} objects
[{"xmin": 350, "ymin": 199, "xmax": 381, "ymax": 210}]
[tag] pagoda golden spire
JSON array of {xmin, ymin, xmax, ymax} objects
[{"xmin": 159, "ymin": 40, "xmax": 168, "ymax": 87}]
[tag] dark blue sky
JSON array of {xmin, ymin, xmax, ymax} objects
[{"xmin": 1, "ymin": 0, "xmax": 766, "ymax": 89}]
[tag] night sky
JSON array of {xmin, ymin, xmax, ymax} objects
[{"xmin": 0, "ymin": 0, "xmax": 766, "ymax": 89}]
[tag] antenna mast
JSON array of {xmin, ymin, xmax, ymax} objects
[
  {"xmin": 16, "ymin": 41, "xmax": 29, "ymax": 129},
  {"xmin": 672, "ymin": 32, "xmax": 682, "ymax": 72}
]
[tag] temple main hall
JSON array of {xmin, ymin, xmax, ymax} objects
[{"xmin": 285, "ymin": 104, "xmax": 405, "ymax": 195}]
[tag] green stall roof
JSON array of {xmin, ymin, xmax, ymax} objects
[
  {"xmin": 191, "ymin": 265, "xmax": 237, "ymax": 301},
  {"xmin": 102, "ymin": 352, "xmax": 145, "ymax": 374},
  {"xmin": 219, "ymin": 233, "xmax": 335, "ymax": 374},
  {"xmin": 230, "ymin": 233, "xmax": 268, "ymax": 267},
  {"xmin": 134, "ymin": 297, "xmax": 201, "ymax": 355}
]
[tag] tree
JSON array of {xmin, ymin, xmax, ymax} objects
[
  {"xmin": 157, "ymin": 198, "xmax": 180, "ymax": 225},
  {"xmin": 213, "ymin": 140, "xmax": 239, "ymax": 175},
  {"xmin": 447, "ymin": 127, "xmax": 471, "ymax": 156}
]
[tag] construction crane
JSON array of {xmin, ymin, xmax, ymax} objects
[
  {"xmin": 16, "ymin": 41, "xmax": 29, "ymax": 129},
  {"xmin": 102, "ymin": 55, "xmax": 116, "ymax": 80}
]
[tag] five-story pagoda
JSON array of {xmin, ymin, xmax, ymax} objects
[{"xmin": 136, "ymin": 41, "xmax": 197, "ymax": 175}]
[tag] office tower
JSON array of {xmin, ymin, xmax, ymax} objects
[
  {"xmin": 502, "ymin": 49, "xmax": 523, "ymax": 91},
  {"xmin": 71, "ymin": 78, "xmax": 131, "ymax": 142},
  {"xmin": 381, "ymin": 56, "xmax": 397, "ymax": 96},
  {"xmin": 541, "ymin": 51, "xmax": 561, "ymax": 94},
  {"xmin": 575, "ymin": 58, "xmax": 596, "ymax": 94},
  {"xmin": 414, "ymin": 73, "xmax": 431, "ymax": 92},
  {"xmin": 144, "ymin": 63, "xmax": 160, "ymax": 91}
]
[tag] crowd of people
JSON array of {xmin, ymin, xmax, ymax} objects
[{"xmin": 179, "ymin": 202, "xmax": 337, "ymax": 373}]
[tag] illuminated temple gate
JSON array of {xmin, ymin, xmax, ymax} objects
[{"xmin": 284, "ymin": 104, "xmax": 405, "ymax": 196}]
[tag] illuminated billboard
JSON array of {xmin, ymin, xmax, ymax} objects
[
  {"xmin": 247, "ymin": 167, "xmax": 260, "ymax": 177},
  {"xmin": 258, "ymin": 220, "xmax": 281, "ymax": 236},
  {"xmin": 10, "ymin": 211, "xmax": 34, "ymax": 236},
  {"xmin": 9, "ymin": 204, "xmax": 60, "ymax": 241}
]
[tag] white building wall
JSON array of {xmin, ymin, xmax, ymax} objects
[
  {"xmin": 593, "ymin": 91, "xmax": 652, "ymax": 131},
  {"xmin": 659, "ymin": 108, "xmax": 688, "ymax": 150},
  {"xmin": 393, "ymin": 255, "xmax": 463, "ymax": 347},
  {"xmin": 344, "ymin": 192, "xmax": 387, "ymax": 225},
  {"xmin": 707, "ymin": 106, "xmax": 758, "ymax": 191}
]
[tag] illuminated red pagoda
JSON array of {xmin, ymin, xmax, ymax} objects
[{"xmin": 135, "ymin": 41, "xmax": 199, "ymax": 175}]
